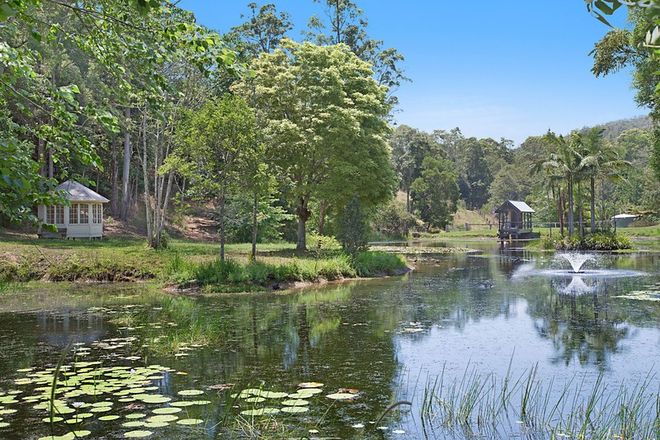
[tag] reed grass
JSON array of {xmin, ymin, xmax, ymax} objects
[{"xmin": 418, "ymin": 363, "xmax": 659, "ymax": 439}]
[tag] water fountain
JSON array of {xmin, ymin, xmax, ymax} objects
[
  {"xmin": 511, "ymin": 252, "xmax": 645, "ymax": 281},
  {"xmin": 558, "ymin": 253, "xmax": 594, "ymax": 273}
]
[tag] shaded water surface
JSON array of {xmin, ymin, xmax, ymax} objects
[{"xmin": 0, "ymin": 246, "xmax": 658, "ymax": 439}]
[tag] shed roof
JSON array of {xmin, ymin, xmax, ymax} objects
[
  {"xmin": 496, "ymin": 200, "xmax": 535, "ymax": 213},
  {"xmin": 56, "ymin": 180, "xmax": 109, "ymax": 203},
  {"xmin": 612, "ymin": 214, "xmax": 639, "ymax": 219}
]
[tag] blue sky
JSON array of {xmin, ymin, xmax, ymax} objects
[{"xmin": 178, "ymin": 1, "xmax": 646, "ymax": 145}]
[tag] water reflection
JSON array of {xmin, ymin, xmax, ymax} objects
[{"xmin": 0, "ymin": 250, "xmax": 657, "ymax": 438}]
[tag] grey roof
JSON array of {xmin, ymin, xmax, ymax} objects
[
  {"xmin": 56, "ymin": 180, "xmax": 109, "ymax": 203},
  {"xmin": 497, "ymin": 200, "xmax": 535, "ymax": 213}
]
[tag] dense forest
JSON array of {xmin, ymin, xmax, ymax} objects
[
  {"xmin": 1, "ymin": 0, "xmax": 658, "ymax": 251},
  {"xmin": 375, "ymin": 115, "xmax": 658, "ymax": 238}
]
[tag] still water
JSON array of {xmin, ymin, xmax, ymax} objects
[{"xmin": 0, "ymin": 244, "xmax": 658, "ymax": 439}]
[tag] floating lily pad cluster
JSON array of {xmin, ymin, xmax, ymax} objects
[
  {"xmin": 233, "ymin": 382, "xmax": 360, "ymax": 417},
  {"xmin": 0, "ymin": 341, "xmax": 211, "ymax": 439}
]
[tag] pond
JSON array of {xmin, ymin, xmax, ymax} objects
[{"xmin": 0, "ymin": 244, "xmax": 658, "ymax": 439}]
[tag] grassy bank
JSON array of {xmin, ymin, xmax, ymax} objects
[
  {"xmin": 165, "ymin": 250, "xmax": 409, "ymax": 292},
  {"xmin": 0, "ymin": 232, "xmax": 409, "ymax": 292}
]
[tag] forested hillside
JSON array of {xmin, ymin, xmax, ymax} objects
[
  {"xmin": 1, "ymin": 0, "xmax": 658, "ymax": 247},
  {"xmin": 376, "ymin": 116, "xmax": 658, "ymax": 237},
  {"xmin": 580, "ymin": 116, "xmax": 651, "ymax": 140}
]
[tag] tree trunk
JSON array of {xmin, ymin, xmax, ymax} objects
[
  {"xmin": 121, "ymin": 107, "xmax": 132, "ymax": 220},
  {"xmin": 219, "ymin": 189, "xmax": 226, "ymax": 262},
  {"xmin": 567, "ymin": 178, "xmax": 574, "ymax": 236},
  {"xmin": 318, "ymin": 201, "xmax": 326, "ymax": 235},
  {"xmin": 110, "ymin": 138, "xmax": 119, "ymax": 217},
  {"xmin": 37, "ymin": 139, "xmax": 46, "ymax": 177},
  {"xmin": 296, "ymin": 196, "xmax": 310, "ymax": 251},
  {"xmin": 251, "ymin": 192, "xmax": 258, "ymax": 261},
  {"xmin": 406, "ymin": 187, "xmax": 411, "ymax": 213},
  {"xmin": 140, "ymin": 112, "xmax": 153, "ymax": 247},
  {"xmin": 578, "ymin": 181, "xmax": 584, "ymax": 239},
  {"xmin": 558, "ymin": 186, "xmax": 564, "ymax": 236},
  {"xmin": 590, "ymin": 176, "xmax": 596, "ymax": 233},
  {"xmin": 47, "ymin": 147, "xmax": 54, "ymax": 179}
]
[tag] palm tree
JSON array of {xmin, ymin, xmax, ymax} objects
[
  {"xmin": 537, "ymin": 133, "xmax": 584, "ymax": 236},
  {"xmin": 578, "ymin": 128, "xmax": 631, "ymax": 233}
]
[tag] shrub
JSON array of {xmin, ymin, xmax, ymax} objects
[
  {"xmin": 352, "ymin": 251, "xmax": 408, "ymax": 277},
  {"xmin": 372, "ymin": 200, "xmax": 419, "ymax": 239},
  {"xmin": 551, "ymin": 232, "xmax": 632, "ymax": 251},
  {"xmin": 165, "ymin": 253, "xmax": 197, "ymax": 284},
  {"xmin": 584, "ymin": 232, "xmax": 632, "ymax": 250},
  {"xmin": 47, "ymin": 256, "xmax": 154, "ymax": 282},
  {"xmin": 306, "ymin": 232, "xmax": 341, "ymax": 251},
  {"xmin": 337, "ymin": 197, "xmax": 369, "ymax": 256}
]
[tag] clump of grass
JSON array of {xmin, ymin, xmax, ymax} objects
[
  {"xmin": 46, "ymin": 256, "xmax": 155, "ymax": 282},
  {"xmin": 420, "ymin": 364, "xmax": 659, "ymax": 439},
  {"xmin": 0, "ymin": 255, "xmax": 47, "ymax": 282},
  {"xmin": 166, "ymin": 250, "xmax": 408, "ymax": 292},
  {"xmin": 352, "ymin": 251, "xmax": 409, "ymax": 277},
  {"xmin": 549, "ymin": 232, "xmax": 633, "ymax": 251}
]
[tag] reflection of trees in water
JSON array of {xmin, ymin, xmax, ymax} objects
[
  {"xmin": 527, "ymin": 282, "xmax": 630, "ymax": 369},
  {"xmin": 399, "ymin": 256, "xmax": 519, "ymax": 331}
]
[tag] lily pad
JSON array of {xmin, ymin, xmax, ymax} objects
[
  {"xmin": 189, "ymin": 400, "xmax": 211, "ymax": 406},
  {"xmin": 146, "ymin": 414, "xmax": 178, "ymax": 423},
  {"xmin": 137, "ymin": 395, "xmax": 171, "ymax": 404},
  {"xmin": 239, "ymin": 408, "xmax": 280, "ymax": 416},
  {"xmin": 282, "ymin": 399, "xmax": 309, "ymax": 406},
  {"xmin": 169, "ymin": 401, "xmax": 195, "ymax": 408},
  {"xmin": 152, "ymin": 407, "xmax": 181, "ymax": 414},
  {"xmin": 298, "ymin": 382, "xmax": 324, "ymax": 388},
  {"xmin": 124, "ymin": 431, "xmax": 153, "ymax": 438},
  {"xmin": 99, "ymin": 415, "xmax": 121, "ymax": 421},
  {"xmin": 326, "ymin": 393, "xmax": 357, "ymax": 401},
  {"xmin": 143, "ymin": 421, "xmax": 169, "ymax": 428},
  {"xmin": 281, "ymin": 406, "xmax": 309, "ymax": 414},
  {"xmin": 176, "ymin": 418, "xmax": 205, "ymax": 425},
  {"xmin": 125, "ymin": 413, "xmax": 147, "ymax": 419},
  {"xmin": 260, "ymin": 391, "xmax": 288, "ymax": 399},
  {"xmin": 177, "ymin": 389, "xmax": 203, "ymax": 396},
  {"xmin": 244, "ymin": 397, "xmax": 266, "ymax": 403}
]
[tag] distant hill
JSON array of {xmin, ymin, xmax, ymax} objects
[{"xmin": 578, "ymin": 115, "xmax": 652, "ymax": 140}]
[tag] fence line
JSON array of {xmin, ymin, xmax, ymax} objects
[{"xmin": 446, "ymin": 220, "xmax": 616, "ymax": 232}]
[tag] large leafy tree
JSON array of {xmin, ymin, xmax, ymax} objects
[
  {"xmin": 458, "ymin": 139, "xmax": 493, "ymax": 210},
  {"xmin": 305, "ymin": 0, "xmax": 407, "ymax": 104},
  {"xmin": 588, "ymin": 1, "xmax": 660, "ymax": 181},
  {"xmin": 176, "ymin": 95, "xmax": 259, "ymax": 260},
  {"xmin": 227, "ymin": 2, "xmax": 293, "ymax": 58},
  {"xmin": 410, "ymin": 156, "xmax": 459, "ymax": 229},
  {"xmin": 234, "ymin": 40, "xmax": 393, "ymax": 251},
  {"xmin": 390, "ymin": 125, "xmax": 444, "ymax": 212}
]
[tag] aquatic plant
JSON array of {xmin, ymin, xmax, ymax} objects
[{"xmin": 418, "ymin": 363, "xmax": 659, "ymax": 439}]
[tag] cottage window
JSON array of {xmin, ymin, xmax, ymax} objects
[
  {"xmin": 92, "ymin": 204, "xmax": 103, "ymax": 224},
  {"xmin": 80, "ymin": 204, "xmax": 89, "ymax": 224},
  {"xmin": 70, "ymin": 204, "xmax": 79, "ymax": 224},
  {"xmin": 46, "ymin": 205, "xmax": 64, "ymax": 224}
]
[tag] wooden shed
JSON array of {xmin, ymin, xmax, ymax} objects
[
  {"xmin": 495, "ymin": 200, "xmax": 536, "ymax": 240},
  {"xmin": 38, "ymin": 180, "xmax": 109, "ymax": 239}
]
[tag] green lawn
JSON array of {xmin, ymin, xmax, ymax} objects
[{"xmin": 0, "ymin": 232, "xmax": 409, "ymax": 289}]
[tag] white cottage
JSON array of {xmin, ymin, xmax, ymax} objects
[{"xmin": 38, "ymin": 180, "xmax": 109, "ymax": 239}]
